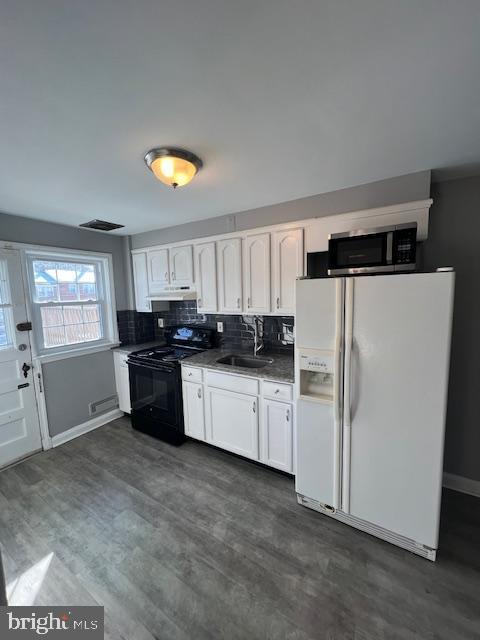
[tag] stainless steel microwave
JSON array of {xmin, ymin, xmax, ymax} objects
[{"xmin": 327, "ymin": 222, "xmax": 417, "ymax": 275}]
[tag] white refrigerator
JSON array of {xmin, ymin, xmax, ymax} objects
[{"xmin": 295, "ymin": 272, "xmax": 454, "ymax": 560}]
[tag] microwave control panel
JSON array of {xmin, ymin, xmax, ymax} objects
[{"xmin": 393, "ymin": 227, "xmax": 417, "ymax": 265}]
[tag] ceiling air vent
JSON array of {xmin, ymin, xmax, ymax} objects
[{"xmin": 79, "ymin": 219, "xmax": 125, "ymax": 231}]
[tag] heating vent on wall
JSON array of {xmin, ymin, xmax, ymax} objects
[
  {"xmin": 89, "ymin": 395, "xmax": 119, "ymax": 416},
  {"xmin": 79, "ymin": 219, "xmax": 125, "ymax": 231}
]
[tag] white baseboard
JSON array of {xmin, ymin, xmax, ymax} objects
[
  {"xmin": 443, "ymin": 472, "xmax": 480, "ymax": 498},
  {"xmin": 51, "ymin": 409, "xmax": 123, "ymax": 448}
]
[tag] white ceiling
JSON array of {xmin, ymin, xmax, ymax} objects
[{"xmin": 1, "ymin": 1, "xmax": 479, "ymax": 235}]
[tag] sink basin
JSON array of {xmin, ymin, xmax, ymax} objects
[{"xmin": 216, "ymin": 354, "xmax": 273, "ymax": 369}]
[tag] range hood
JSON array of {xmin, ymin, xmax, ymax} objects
[{"xmin": 147, "ymin": 286, "xmax": 197, "ymax": 302}]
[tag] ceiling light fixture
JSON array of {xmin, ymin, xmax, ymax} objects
[{"xmin": 144, "ymin": 147, "xmax": 203, "ymax": 189}]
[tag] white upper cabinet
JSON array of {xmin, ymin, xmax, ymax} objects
[
  {"xmin": 272, "ymin": 228, "xmax": 304, "ymax": 315},
  {"xmin": 132, "ymin": 251, "xmax": 152, "ymax": 312},
  {"xmin": 135, "ymin": 225, "xmax": 306, "ymax": 313},
  {"xmin": 147, "ymin": 248, "xmax": 170, "ymax": 292},
  {"xmin": 195, "ymin": 242, "xmax": 217, "ymax": 313},
  {"xmin": 217, "ymin": 238, "xmax": 243, "ymax": 313},
  {"xmin": 244, "ymin": 233, "xmax": 271, "ymax": 314},
  {"xmin": 147, "ymin": 245, "xmax": 193, "ymax": 292},
  {"xmin": 170, "ymin": 245, "xmax": 193, "ymax": 286}
]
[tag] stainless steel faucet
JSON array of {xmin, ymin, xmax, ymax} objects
[{"xmin": 251, "ymin": 316, "xmax": 264, "ymax": 357}]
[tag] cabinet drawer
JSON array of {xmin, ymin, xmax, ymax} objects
[
  {"xmin": 206, "ymin": 370, "xmax": 259, "ymax": 395},
  {"xmin": 182, "ymin": 366, "xmax": 203, "ymax": 383},
  {"xmin": 263, "ymin": 380, "xmax": 293, "ymax": 401}
]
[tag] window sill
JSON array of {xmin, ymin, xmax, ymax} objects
[{"xmin": 34, "ymin": 342, "xmax": 121, "ymax": 364}]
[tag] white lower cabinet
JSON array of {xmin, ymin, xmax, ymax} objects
[
  {"xmin": 261, "ymin": 400, "xmax": 293, "ymax": 473},
  {"xmin": 182, "ymin": 381, "xmax": 206, "ymax": 441},
  {"xmin": 114, "ymin": 352, "xmax": 131, "ymax": 414},
  {"xmin": 207, "ymin": 387, "xmax": 259, "ymax": 461},
  {"xmin": 181, "ymin": 367, "xmax": 294, "ymax": 473}
]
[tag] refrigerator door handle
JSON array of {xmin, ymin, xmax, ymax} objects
[
  {"xmin": 342, "ymin": 278, "xmax": 354, "ymax": 513},
  {"xmin": 333, "ymin": 278, "xmax": 344, "ymax": 509}
]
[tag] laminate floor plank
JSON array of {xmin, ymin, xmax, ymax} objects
[{"xmin": 0, "ymin": 418, "xmax": 479, "ymax": 640}]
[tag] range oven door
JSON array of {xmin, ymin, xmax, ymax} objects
[
  {"xmin": 128, "ymin": 361, "xmax": 181, "ymax": 428},
  {"xmin": 328, "ymin": 230, "xmax": 393, "ymax": 275}
]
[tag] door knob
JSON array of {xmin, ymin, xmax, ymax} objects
[
  {"xmin": 22, "ymin": 363, "xmax": 31, "ymax": 378},
  {"xmin": 18, "ymin": 343, "xmax": 27, "ymax": 351}
]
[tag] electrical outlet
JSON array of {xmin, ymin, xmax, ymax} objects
[
  {"xmin": 157, "ymin": 318, "xmax": 165, "ymax": 328},
  {"xmin": 217, "ymin": 321, "xmax": 224, "ymax": 333}
]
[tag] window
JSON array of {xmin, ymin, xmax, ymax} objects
[
  {"xmin": 27, "ymin": 251, "xmax": 117, "ymax": 357},
  {"xmin": 0, "ymin": 258, "xmax": 14, "ymax": 350}
]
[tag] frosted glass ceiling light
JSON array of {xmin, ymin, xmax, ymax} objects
[{"xmin": 144, "ymin": 147, "xmax": 203, "ymax": 189}]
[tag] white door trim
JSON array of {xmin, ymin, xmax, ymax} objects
[{"xmin": 32, "ymin": 358, "xmax": 52, "ymax": 450}]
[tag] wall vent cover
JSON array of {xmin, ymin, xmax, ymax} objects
[
  {"xmin": 79, "ymin": 219, "xmax": 125, "ymax": 231},
  {"xmin": 89, "ymin": 394, "xmax": 119, "ymax": 416}
]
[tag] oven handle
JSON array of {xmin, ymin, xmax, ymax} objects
[{"xmin": 127, "ymin": 360, "xmax": 175, "ymax": 373}]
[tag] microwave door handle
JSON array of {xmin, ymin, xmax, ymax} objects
[{"xmin": 386, "ymin": 232, "xmax": 393, "ymax": 264}]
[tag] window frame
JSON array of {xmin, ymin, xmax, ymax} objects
[
  {"xmin": 0, "ymin": 256, "xmax": 15, "ymax": 350},
  {"xmin": 26, "ymin": 249, "xmax": 119, "ymax": 361}
]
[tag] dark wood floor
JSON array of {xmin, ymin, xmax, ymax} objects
[{"xmin": 0, "ymin": 417, "xmax": 479, "ymax": 639}]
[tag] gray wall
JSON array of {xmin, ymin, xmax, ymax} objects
[
  {"xmin": 131, "ymin": 170, "xmax": 431, "ymax": 249},
  {"xmin": 0, "ymin": 211, "xmax": 129, "ymax": 309},
  {"xmin": 42, "ymin": 351, "xmax": 117, "ymax": 437},
  {"xmin": 424, "ymin": 175, "xmax": 480, "ymax": 482},
  {"xmin": 0, "ymin": 211, "xmax": 126, "ymax": 438}
]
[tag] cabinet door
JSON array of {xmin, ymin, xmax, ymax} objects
[
  {"xmin": 207, "ymin": 388, "xmax": 258, "ymax": 460},
  {"xmin": 195, "ymin": 242, "xmax": 217, "ymax": 313},
  {"xmin": 272, "ymin": 229, "xmax": 304, "ymax": 314},
  {"xmin": 147, "ymin": 248, "xmax": 170, "ymax": 292},
  {"xmin": 261, "ymin": 400, "xmax": 293, "ymax": 473},
  {"xmin": 170, "ymin": 245, "xmax": 193, "ymax": 286},
  {"xmin": 132, "ymin": 252, "xmax": 152, "ymax": 312},
  {"xmin": 114, "ymin": 355, "xmax": 131, "ymax": 414},
  {"xmin": 244, "ymin": 233, "xmax": 271, "ymax": 314},
  {"xmin": 217, "ymin": 238, "xmax": 243, "ymax": 313},
  {"xmin": 183, "ymin": 381, "xmax": 205, "ymax": 440}
]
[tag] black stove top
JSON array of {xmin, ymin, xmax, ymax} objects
[
  {"xmin": 128, "ymin": 325, "xmax": 214, "ymax": 368},
  {"xmin": 130, "ymin": 346, "xmax": 200, "ymax": 365}
]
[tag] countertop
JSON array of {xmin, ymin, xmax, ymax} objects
[
  {"xmin": 182, "ymin": 348, "xmax": 294, "ymax": 383},
  {"xmin": 112, "ymin": 341, "xmax": 166, "ymax": 355}
]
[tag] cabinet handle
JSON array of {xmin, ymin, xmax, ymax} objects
[
  {"xmin": 198, "ymin": 298, "xmax": 202, "ymax": 307},
  {"xmin": 253, "ymin": 400, "xmax": 256, "ymax": 413},
  {"xmin": 188, "ymin": 372, "xmax": 193, "ymax": 377},
  {"xmin": 197, "ymin": 387, "xmax": 202, "ymax": 399},
  {"xmin": 247, "ymin": 297, "xmax": 251, "ymax": 307},
  {"xmin": 276, "ymin": 297, "xmax": 280, "ymax": 309},
  {"xmin": 164, "ymin": 271, "xmax": 168, "ymax": 280},
  {"xmin": 275, "ymin": 389, "xmax": 280, "ymax": 394},
  {"xmin": 237, "ymin": 297, "xmax": 241, "ymax": 308},
  {"xmin": 171, "ymin": 271, "xmax": 175, "ymax": 280},
  {"xmin": 286, "ymin": 408, "xmax": 290, "ymax": 422}
]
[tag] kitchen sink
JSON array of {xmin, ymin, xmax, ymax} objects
[{"xmin": 216, "ymin": 354, "xmax": 273, "ymax": 369}]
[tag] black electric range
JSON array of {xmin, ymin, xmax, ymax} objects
[{"xmin": 127, "ymin": 326, "xmax": 214, "ymax": 445}]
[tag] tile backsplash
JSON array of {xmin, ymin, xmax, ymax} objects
[
  {"xmin": 117, "ymin": 310, "xmax": 155, "ymax": 345},
  {"xmin": 117, "ymin": 302, "xmax": 294, "ymax": 352}
]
